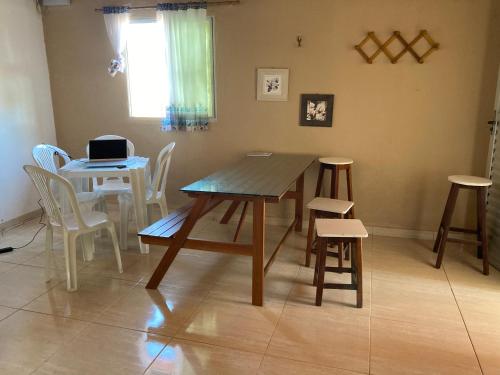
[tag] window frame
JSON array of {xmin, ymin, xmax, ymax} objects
[{"xmin": 125, "ymin": 16, "xmax": 217, "ymax": 122}]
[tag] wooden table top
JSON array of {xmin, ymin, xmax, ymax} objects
[{"xmin": 181, "ymin": 154, "xmax": 316, "ymax": 199}]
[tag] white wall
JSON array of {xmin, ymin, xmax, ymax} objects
[{"xmin": 0, "ymin": 0, "xmax": 57, "ymax": 224}]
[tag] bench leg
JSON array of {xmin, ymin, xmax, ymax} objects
[
  {"xmin": 146, "ymin": 195, "xmax": 209, "ymax": 289},
  {"xmin": 252, "ymin": 198, "xmax": 265, "ymax": 306}
]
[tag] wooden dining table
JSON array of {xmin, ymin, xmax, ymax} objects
[{"xmin": 139, "ymin": 153, "xmax": 316, "ymax": 306}]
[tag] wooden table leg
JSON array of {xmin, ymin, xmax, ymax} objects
[
  {"xmin": 220, "ymin": 201, "xmax": 240, "ymax": 224},
  {"xmin": 146, "ymin": 195, "xmax": 210, "ymax": 289},
  {"xmin": 295, "ymin": 173, "xmax": 304, "ymax": 232},
  {"xmin": 233, "ymin": 201, "xmax": 248, "ymax": 242},
  {"xmin": 252, "ymin": 198, "xmax": 265, "ymax": 306}
]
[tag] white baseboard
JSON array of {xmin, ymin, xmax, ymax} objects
[
  {"xmin": 202, "ymin": 211, "xmax": 440, "ymax": 241},
  {"xmin": 0, "ymin": 209, "xmax": 43, "ymax": 234}
]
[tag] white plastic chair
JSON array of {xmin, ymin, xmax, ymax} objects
[
  {"xmin": 86, "ymin": 135, "xmax": 135, "ymax": 247},
  {"xmin": 147, "ymin": 142, "xmax": 175, "ymax": 218},
  {"xmin": 24, "ymin": 165, "xmax": 123, "ymax": 292},
  {"xmin": 120, "ymin": 142, "xmax": 175, "ymax": 240},
  {"xmin": 32, "ymin": 144, "xmax": 104, "ymax": 211}
]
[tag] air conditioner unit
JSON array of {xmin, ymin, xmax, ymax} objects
[{"xmin": 42, "ymin": 0, "xmax": 71, "ymax": 6}]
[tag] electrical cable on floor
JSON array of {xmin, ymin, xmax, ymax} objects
[{"xmin": 0, "ymin": 199, "xmax": 46, "ymax": 254}]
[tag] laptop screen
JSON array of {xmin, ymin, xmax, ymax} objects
[{"xmin": 88, "ymin": 139, "xmax": 127, "ymax": 160}]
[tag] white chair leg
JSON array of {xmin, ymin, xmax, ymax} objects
[
  {"xmin": 63, "ymin": 231, "xmax": 72, "ymax": 291},
  {"xmin": 95, "ymin": 198, "xmax": 105, "ymax": 239},
  {"xmin": 159, "ymin": 197, "xmax": 168, "ymax": 218},
  {"xmin": 81, "ymin": 233, "xmax": 95, "ymax": 262},
  {"xmin": 68, "ymin": 233, "xmax": 78, "ymax": 292},
  {"xmin": 44, "ymin": 225, "xmax": 54, "ymax": 282},
  {"xmin": 107, "ymin": 224, "xmax": 123, "ymax": 273},
  {"xmin": 118, "ymin": 195, "xmax": 131, "ymax": 250}
]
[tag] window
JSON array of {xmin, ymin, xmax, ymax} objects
[{"xmin": 126, "ymin": 18, "xmax": 215, "ymax": 119}]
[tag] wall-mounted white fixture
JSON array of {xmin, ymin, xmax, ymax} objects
[{"xmin": 42, "ymin": 0, "xmax": 71, "ymax": 6}]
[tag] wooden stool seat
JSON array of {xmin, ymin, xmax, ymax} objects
[
  {"xmin": 307, "ymin": 197, "xmax": 354, "ymax": 214},
  {"xmin": 304, "ymin": 198, "xmax": 354, "ymax": 268},
  {"xmin": 318, "ymin": 157, "xmax": 354, "ymax": 166},
  {"xmin": 316, "ymin": 219, "xmax": 368, "ymax": 238},
  {"xmin": 434, "ymin": 175, "xmax": 492, "ymax": 275},
  {"xmin": 314, "ymin": 219, "xmax": 366, "ymax": 307},
  {"xmin": 448, "ymin": 175, "xmax": 492, "ymax": 187}
]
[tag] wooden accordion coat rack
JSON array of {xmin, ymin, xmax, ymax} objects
[{"xmin": 355, "ymin": 30, "xmax": 439, "ymax": 64}]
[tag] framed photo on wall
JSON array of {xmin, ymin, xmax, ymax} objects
[
  {"xmin": 299, "ymin": 94, "xmax": 334, "ymax": 127},
  {"xmin": 256, "ymin": 68, "xmax": 289, "ymax": 101}
]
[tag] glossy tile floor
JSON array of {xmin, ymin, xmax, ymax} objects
[{"xmin": 1, "ymin": 208, "xmax": 500, "ymax": 374}]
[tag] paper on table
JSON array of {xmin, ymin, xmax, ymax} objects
[{"xmin": 247, "ymin": 151, "xmax": 273, "ymax": 157}]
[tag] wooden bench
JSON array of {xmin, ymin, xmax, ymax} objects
[
  {"xmin": 139, "ymin": 201, "xmax": 195, "ymax": 244},
  {"xmin": 139, "ymin": 199, "xmax": 222, "ymax": 245}
]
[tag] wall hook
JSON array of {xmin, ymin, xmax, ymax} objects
[{"xmin": 297, "ymin": 35, "xmax": 302, "ymax": 47}]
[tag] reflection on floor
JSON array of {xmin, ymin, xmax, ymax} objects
[{"xmin": 0, "ymin": 208, "xmax": 499, "ymax": 375}]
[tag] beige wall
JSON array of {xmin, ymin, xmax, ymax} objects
[
  {"xmin": 43, "ymin": 0, "xmax": 500, "ymax": 231},
  {"xmin": 0, "ymin": 0, "xmax": 57, "ymax": 223}
]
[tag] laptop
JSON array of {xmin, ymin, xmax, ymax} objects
[{"xmin": 84, "ymin": 139, "xmax": 128, "ymax": 168}]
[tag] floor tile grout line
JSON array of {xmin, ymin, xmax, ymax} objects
[
  {"xmin": 257, "ymin": 254, "xmax": 301, "ymax": 370},
  {"xmin": 141, "ymin": 337, "xmax": 174, "ymax": 375},
  {"xmin": 442, "ymin": 262, "xmax": 484, "ymax": 375},
  {"xmin": 25, "ymin": 310, "xmax": 92, "ymax": 374},
  {"xmin": 263, "ymin": 352, "xmax": 369, "ymax": 375}
]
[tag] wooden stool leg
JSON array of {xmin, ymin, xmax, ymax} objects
[
  {"xmin": 330, "ymin": 166, "xmax": 339, "ymax": 199},
  {"xmin": 433, "ymin": 184, "xmax": 458, "ymax": 253},
  {"xmin": 305, "ymin": 210, "xmax": 316, "ymax": 267},
  {"xmin": 346, "ymin": 165, "xmax": 355, "ymax": 217},
  {"xmin": 344, "ymin": 209, "xmax": 353, "ymax": 261},
  {"xmin": 355, "ymin": 238, "xmax": 363, "ymax": 308},
  {"xmin": 435, "ymin": 184, "xmax": 460, "ymax": 269},
  {"xmin": 315, "ymin": 164, "xmax": 325, "ymax": 197},
  {"xmin": 313, "ymin": 246, "xmax": 319, "ymax": 287},
  {"xmin": 338, "ymin": 214, "xmax": 344, "ymax": 268},
  {"xmin": 477, "ymin": 187, "xmax": 489, "ymax": 275},
  {"xmin": 315, "ymin": 237, "xmax": 327, "ymax": 306}
]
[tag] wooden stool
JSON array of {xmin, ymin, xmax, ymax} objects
[
  {"xmin": 314, "ymin": 219, "xmax": 367, "ymax": 307},
  {"xmin": 315, "ymin": 157, "xmax": 354, "ymax": 215},
  {"xmin": 305, "ymin": 197, "xmax": 354, "ymax": 268},
  {"xmin": 434, "ymin": 175, "xmax": 492, "ymax": 275}
]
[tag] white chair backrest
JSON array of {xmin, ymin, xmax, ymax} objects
[
  {"xmin": 24, "ymin": 165, "xmax": 88, "ymax": 230},
  {"xmin": 86, "ymin": 135, "xmax": 135, "ymax": 157},
  {"xmin": 151, "ymin": 142, "xmax": 175, "ymax": 197},
  {"xmin": 32, "ymin": 144, "xmax": 71, "ymax": 174}
]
